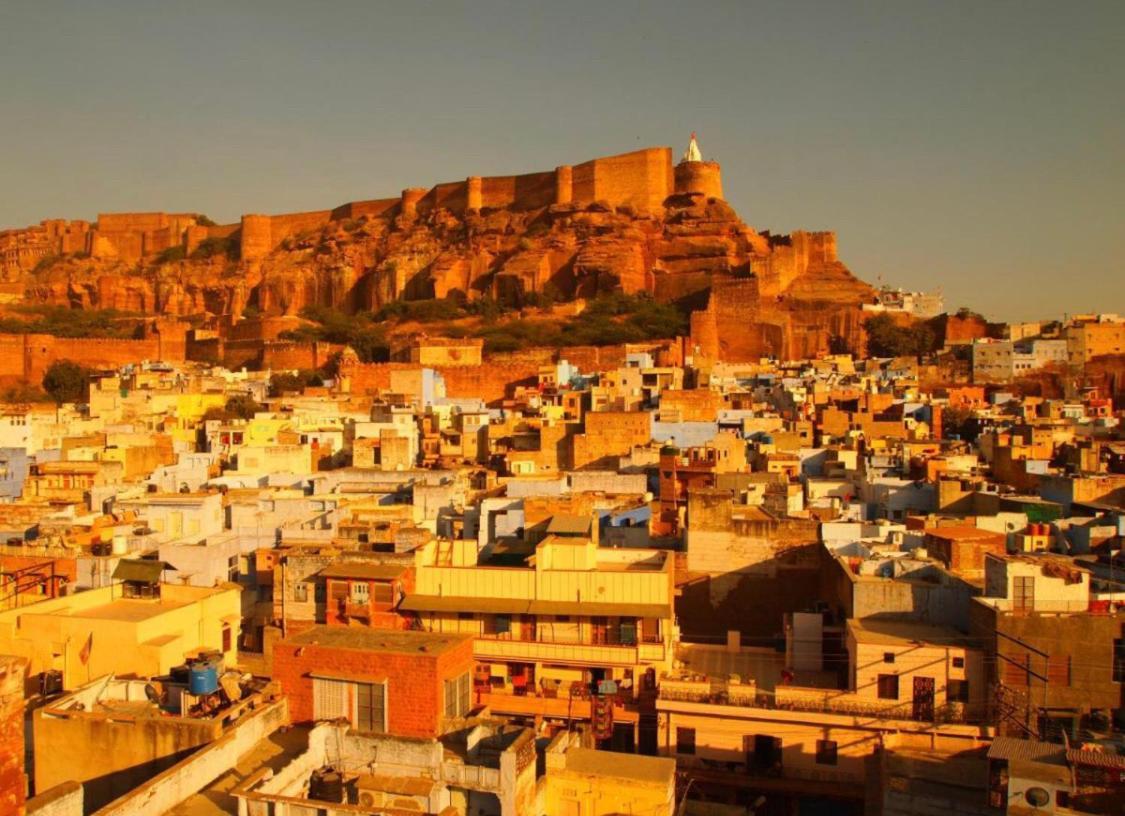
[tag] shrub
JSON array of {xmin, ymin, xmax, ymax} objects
[
  {"xmin": 42, "ymin": 360, "xmax": 91, "ymax": 404},
  {"xmin": 190, "ymin": 236, "xmax": 238, "ymax": 260},
  {"xmin": 155, "ymin": 246, "xmax": 186, "ymax": 264},
  {"xmin": 864, "ymin": 314, "xmax": 936, "ymax": 358}
]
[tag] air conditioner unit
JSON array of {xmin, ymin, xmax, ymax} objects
[{"xmin": 357, "ymin": 790, "xmax": 382, "ymax": 809}]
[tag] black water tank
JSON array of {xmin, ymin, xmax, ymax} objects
[{"xmin": 309, "ymin": 767, "xmax": 344, "ymax": 803}]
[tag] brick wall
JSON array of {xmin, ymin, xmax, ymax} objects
[{"xmin": 272, "ymin": 635, "xmax": 473, "ymax": 739}]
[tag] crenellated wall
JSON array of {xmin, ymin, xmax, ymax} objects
[
  {"xmin": 0, "ymin": 321, "xmax": 190, "ymax": 383},
  {"xmin": 4, "ymin": 147, "xmax": 682, "ymax": 275}
]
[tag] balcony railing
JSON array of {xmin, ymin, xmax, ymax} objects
[
  {"xmin": 659, "ymin": 682, "xmax": 983, "ymax": 725},
  {"xmin": 659, "ymin": 677, "xmax": 758, "ymax": 707},
  {"xmin": 984, "ymin": 598, "xmax": 1123, "ymax": 615},
  {"xmin": 441, "ymin": 762, "xmax": 500, "ymax": 792},
  {"xmin": 474, "ymin": 637, "xmax": 665, "ymax": 667},
  {"xmin": 477, "ymin": 687, "xmax": 640, "ymax": 723}
]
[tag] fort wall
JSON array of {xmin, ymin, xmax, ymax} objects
[
  {"xmin": 0, "ymin": 323, "xmax": 190, "ymax": 383},
  {"xmin": 5, "ymin": 147, "xmax": 680, "ymax": 274}
]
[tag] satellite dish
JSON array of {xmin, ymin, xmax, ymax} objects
[{"xmin": 1024, "ymin": 787, "xmax": 1050, "ymax": 808}]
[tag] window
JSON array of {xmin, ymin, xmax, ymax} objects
[
  {"xmin": 883, "ymin": 652, "xmax": 896, "ymax": 664},
  {"xmin": 676, "ymin": 727, "xmax": 696, "ymax": 755},
  {"xmin": 372, "ymin": 582, "xmax": 394, "ymax": 605},
  {"xmin": 494, "ymin": 615, "xmax": 511, "ymax": 635},
  {"xmin": 293, "ymin": 582, "xmax": 308, "ymax": 603},
  {"xmin": 354, "ymin": 681, "xmax": 386, "ymax": 733},
  {"xmin": 619, "ymin": 619, "xmax": 637, "ymax": 646},
  {"xmin": 350, "ymin": 582, "xmax": 369, "ymax": 604},
  {"xmin": 1114, "ymin": 640, "xmax": 1125, "ymax": 683},
  {"xmin": 947, "ymin": 680, "xmax": 969, "ymax": 703},
  {"xmin": 313, "ymin": 678, "xmax": 385, "ymax": 732},
  {"xmin": 227, "ymin": 555, "xmax": 238, "ymax": 582},
  {"xmin": 816, "ymin": 739, "xmax": 838, "ymax": 765},
  {"xmin": 952, "ymin": 656, "xmax": 965, "ymax": 669},
  {"xmin": 444, "ymin": 672, "xmax": 472, "ymax": 719},
  {"xmin": 753, "ymin": 735, "xmax": 782, "ymax": 770},
  {"xmin": 877, "ymin": 674, "xmax": 899, "ymax": 700},
  {"xmin": 313, "ymin": 677, "xmax": 350, "ymax": 721},
  {"xmin": 221, "ymin": 624, "xmax": 232, "ymax": 653}
]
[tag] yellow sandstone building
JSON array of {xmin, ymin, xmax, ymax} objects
[{"xmin": 0, "ymin": 562, "xmax": 239, "ymax": 691}]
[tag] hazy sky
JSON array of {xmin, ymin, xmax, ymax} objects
[{"xmin": 1, "ymin": 1, "xmax": 1122, "ymax": 321}]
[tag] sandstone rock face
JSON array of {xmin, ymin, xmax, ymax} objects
[{"xmin": 14, "ymin": 192, "xmax": 875, "ymax": 360}]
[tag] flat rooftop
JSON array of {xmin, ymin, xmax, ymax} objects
[
  {"xmin": 284, "ymin": 625, "xmax": 470, "ymax": 656},
  {"xmin": 565, "ymin": 747, "xmax": 674, "ymax": 785},
  {"xmin": 848, "ymin": 618, "xmax": 975, "ymax": 649},
  {"xmin": 65, "ymin": 597, "xmax": 194, "ymax": 622}
]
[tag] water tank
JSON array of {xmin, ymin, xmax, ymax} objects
[
  {"xmin": 111, "ymin": 535, "xmax": 128, "ymax": 555},
  {"xmin": 188, "ymin": 657, "xmax": 221, "ymax": 695},
  {"xmin": 309, "ymin": 767, "xmax": 345, "ymax": 803}
]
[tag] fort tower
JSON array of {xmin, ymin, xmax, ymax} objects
[{"xmin": 673, "ymin": 132, "xmax": 724, "ymax": 200}]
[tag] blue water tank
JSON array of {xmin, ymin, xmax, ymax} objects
[{"xmin": 188, "ymin": 658, "xmax": 220, "ymax": 695}]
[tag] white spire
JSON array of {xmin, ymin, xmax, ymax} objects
[{"xmin": 682, "ymin": 131, "xmax": 702, "ymax": 163}]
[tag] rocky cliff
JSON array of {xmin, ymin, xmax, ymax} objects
[{"xmin": 13, "ymin": 186, "xmax": 876, "ymax": 362}]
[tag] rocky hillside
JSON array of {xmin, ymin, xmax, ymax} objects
[{"xmin": 19, "ymin": 191, "xmax": 877, "ymax": 360}]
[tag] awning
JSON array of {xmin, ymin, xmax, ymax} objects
[
  {"xmin": 112, "ymin": 559, "xmax": 174, "ymax": 583},
  {"xmin": 527, "ymin": 600, "xmax": 670, "ymax": 619}
]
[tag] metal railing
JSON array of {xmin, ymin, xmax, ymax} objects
[{"xmin": 659, "ymin": 682, "xmax": 983, "ymax": 724}]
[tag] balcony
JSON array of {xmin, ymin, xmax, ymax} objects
[
  {"xmin": 658, "ymin": 682, "xmax": 983, "ymax": 725},
  {"xmin": 659, "ymin": 676, "xmax": 757, "ymax": 706},
  {"xmin": 441, "ymin": 762, "xmax": 500, "ymax": 792},
  {"xmin": 474, "ymin": 633, "xmax": 665, "ymax": 668},
  {"xmin": 477, "ymin": 687, "xmax": 640, "ymax": 723}
]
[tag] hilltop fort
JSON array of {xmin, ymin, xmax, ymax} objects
[{"xmin": 0, "ymin": 137, "xmax": 877, "ymax": 363}]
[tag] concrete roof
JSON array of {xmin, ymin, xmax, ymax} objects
[
  {"xmin": 564, "ymin": 747, "xmax": 674, "ymax": 785},
  {"xmin": 318, "ymin": 562, "xmax": 407, "ymax": 581},
  {"xmin": 284, "ymin": 625, "xmax": 469, "ymax": 656},
  {"xmin": 847, "ymin": 618, "xmax": 977, "ymax": 649}
]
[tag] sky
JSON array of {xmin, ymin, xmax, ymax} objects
[{"xmin": 1, "ymin": 0, "xmax": 1122, "ymax": 322}]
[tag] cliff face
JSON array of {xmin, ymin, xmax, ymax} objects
[{"xmin": 13, "ymin": 190, "xmax": 875, "ymax": 362}]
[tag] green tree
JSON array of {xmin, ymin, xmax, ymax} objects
[
  {"xmin": 224, "ymin": 394, "xmax": 262, "ymax": 419},
  {"xmin": 42, "ymin": 360, "xmax": 91, "ymax": 404},
  {"xmin": 864, "ymin": 314, "xmax": 935, "ymax": 358},
  {"xmin": 269, "ymin": 372, "xmax": 307, "ymax": 397}
]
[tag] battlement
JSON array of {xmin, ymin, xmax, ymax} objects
[
  {"xmin": 3, "ymin": 146, "xmax": 682, "ymax": 272},
  {"xmin": 237, "ymin": 146, "xmax": 676, "ymax": 261}
]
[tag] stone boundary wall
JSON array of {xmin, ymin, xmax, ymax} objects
[
  {"xmin": 91, "ymin": 696, "xmax": 288, "ymax": 816},
  {"xmin": 0, "ymin": 333, "xmax": 187, "ymax": 383}
]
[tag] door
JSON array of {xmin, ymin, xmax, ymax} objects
[
  {"xmin": 753, "ymin": 735, "xmax": 782, "ymax": 774},
  {"xmin": 1013, "ymin": 576, "xmax": 1035, "ymax": 613},
  {"xmin": 330, "ymin": 581, "xmax": 347, "ymax": 618},
  {"xmin": 590, "ymin": 617, "xmax": 608, "ymax": 645},
  {"xmin": 913, "ymin": 676, "xmax": 935, "ymax": 721},
  {"xmin": 520, "ymin": 615, "xmax": 537, "ymax": 643}
]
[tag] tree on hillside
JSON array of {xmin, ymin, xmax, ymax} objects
[
  {"xmin": 42, "ymin": 360, "xmax": 91, "ymax": 405},
  {"xmin": 864, "ymin": 314, "xmax": 936, "ymax": 358}
]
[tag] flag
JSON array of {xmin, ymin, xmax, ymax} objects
[{"xmin": 78, "ymin": 632, "xmax": 93, "ymax": 665}]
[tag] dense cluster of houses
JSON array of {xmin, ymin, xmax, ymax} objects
[{"xmin": 0, "ymin": 328, "xmax": 1122, "ymax": 816}]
